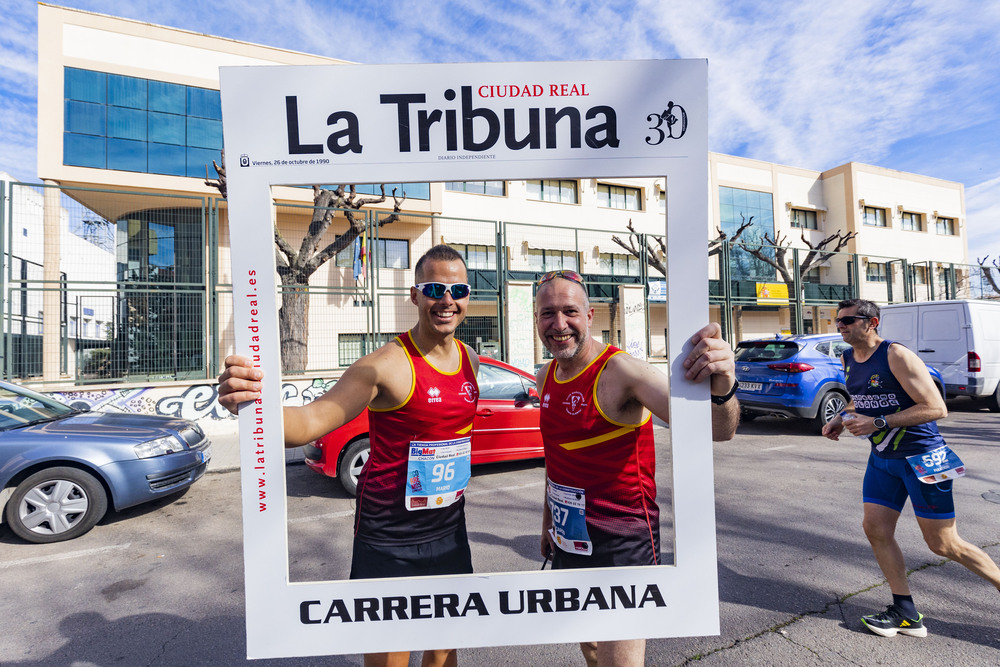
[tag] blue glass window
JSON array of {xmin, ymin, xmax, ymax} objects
[
  {"xmin": 149, "ymin": 81, "xmax": 185, "ymax": 114},
  {"xmin": 327, "ymin": 182, "xmax": 431, "ymax": 200},
  {"xmin": 186, "ymin": 147, "xmax": 222, "ymax": 178},
  {"xmin": 108, "ymin": 74, "xmax": 147, "ymax": 109},
  {"xmin": 108, "ymin": 107, "xmax": 146, "ymax": 141},
  {"xmin": 64, "ymin": 133, "xmax": 106, "ymax": 168},
  {"xmin": 148, "ymin": 143, "xmax": 188, "ymax": 176},
  {"xmin": 64, "ymin": 67, "xmax": 229, "ymax": 178},
  {"xmin": 186, "ymin": 117, "xmax": 223, "ymax": 150},
  {"xmin": 188, "ymin": 88, "xmax": 222, "ymax": 120},
  {"xmin": 108, "ymin": 138, "xmax": 147, "ymax": 172},
  {"xmin": 148, "ymin": 112, "xmax": 185, "ymax": 145},
  {"xmin": 65, "ymin": 68, "xmax": 105, "ymax": 103},
  {"xmin": 719, "ymin": 186, "xmax": 775, "ymax": 281},
  {"xmin": 65, "ymin": 100, "xmax": 106, "ymax": 136}
]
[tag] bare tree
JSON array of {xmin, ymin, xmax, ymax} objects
[
  {"xmin": 977, "ymin": 256, "xmax": 1000, "ymax": 296},
  {"xmin": 206, "ymin": 153, "xmax": 406, "ymax": 372},
  {"xmin": 611, "ymin": 217, "xmax": 755, "ymax": 276},
  {"xmin": 738, "ymin": 227, "xmax": 857, "ymax": 333},
  {"xmin": 740, "ymin": 228, "xmax": 856, "ymax": 286},
  {"xmin": 611, "ymin": 219, "xmax": 667, "ymax": 275}
]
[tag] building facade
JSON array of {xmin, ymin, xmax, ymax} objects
[{"xmin": 15, "ymin": 4, "xmax": 984, "ymax": 410}]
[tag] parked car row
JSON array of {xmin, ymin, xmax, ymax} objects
[
  {"xmin": 2, "ymin": 322, "xmax": 962, "ymax": 542},
  {"xmin": 734, "ymin": 333, "xmax": 945, "ymax": 432},
  {"xmin": 0, "ymin": 381, "xmax": 211, "ymax": 544}
]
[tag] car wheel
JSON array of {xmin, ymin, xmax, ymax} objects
[
  {"xmin": 814, "ymin": 392, "xmax": 847, "ymax": 431},
  {"xmin": 5, "ymin": 467, "xmax": 108, "ymax": 544},
  {"xmin": 987, "ymin": 384, "xmax": 1000, "ymax": 413},
  {"xmin": 338, "ymin": 437, "xmax": 370, "ymax": 496}
]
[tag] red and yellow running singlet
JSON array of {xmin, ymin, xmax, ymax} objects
[
  {"xmin": 354, "ymin": 332, "xmax": 478, "ymax": 546},
  {"xmin": 540, "ymin": 345, "xmax": 659, "ymax": 562}
]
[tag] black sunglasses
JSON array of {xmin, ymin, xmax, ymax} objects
[
  {"xmin": 414, "ymin": 282, "xmax": 471, "ymax": 299},
  {"xmin": 835, "ymin": 315, "xmax": 871, "ymax": 325}
]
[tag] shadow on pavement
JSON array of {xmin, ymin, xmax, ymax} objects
[{"xmin": 4, "ymin": 611, "xmax": 360, "ymax": 666}]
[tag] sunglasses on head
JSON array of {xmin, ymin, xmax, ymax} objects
[
  {"xmin": 537, "ymin": 270, "xmax": 584, "ymax": 286},
  {"xmin": 414, "ymin": 282, "xmax": 471, "ymax": 299},
  {"xmin": 835, "ymin": 315, "xmax": 871, "ymax": 325}
]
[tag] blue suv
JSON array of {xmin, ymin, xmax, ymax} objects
[{"xmin": 735, "ymin": 334, "xmax": 944, "ymax": 432}]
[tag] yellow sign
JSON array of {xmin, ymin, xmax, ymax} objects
[{"xmin": 755, "ymin": 282, "xmax": 789, "ymax": 304}]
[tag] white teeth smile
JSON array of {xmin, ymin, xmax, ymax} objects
[{"xmin": 552, "ymin": 334, "xmax": 572, "ymax": 342}]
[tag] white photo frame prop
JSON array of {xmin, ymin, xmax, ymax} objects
[{"xmin": 220, "ymin": 59, "xmax": 714, "ymax": 659}]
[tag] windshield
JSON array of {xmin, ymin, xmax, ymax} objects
[
  {"xmin": 734, "ymin": 341, "xmax": 800, "ymax": 363},
  {"xmin": 0, "ymin": 386, "xmax": 76, "ymax": 430}
]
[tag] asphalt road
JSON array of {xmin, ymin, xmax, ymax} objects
[{"xmin": 2, "ymin": 398, "xmax": 999, "ymax": 666}]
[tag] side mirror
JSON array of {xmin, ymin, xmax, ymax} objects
[{"xmin": 514, "ymin": 386, "xmax": 541, "ymax": 408}]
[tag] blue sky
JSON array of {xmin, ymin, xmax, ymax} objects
[{"xmin": 3, "ymin": 0, "xmax": 1000, "ymax": 262}]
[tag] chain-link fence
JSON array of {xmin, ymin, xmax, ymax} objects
[
  {"xmin": 3, "ymin": 179, "xmax": 998, "ymax": 387},
  {"xmin": 3, "ymin": 181, "xmax": 211, "ymax": 386}
]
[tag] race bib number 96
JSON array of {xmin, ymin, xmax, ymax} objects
[{"xmin": 405, "ymin": 437, "xmax": 472, "ymax": 511}]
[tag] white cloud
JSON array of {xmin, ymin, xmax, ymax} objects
[
  {"xmin": 638, "ymin": 0, "xmax": 1000, "ymax": 170},
  {"xmin": 2, "ymin": 0, "xmax": 999, "ymax": 235},
  {"xmin": 966, "ymin": 174, "xmax": 1000, "ymax": 265}
]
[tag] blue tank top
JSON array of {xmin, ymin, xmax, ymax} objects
[{"xmin": 843, "ymin": 340, "xmax": 944, "ymax": 459}]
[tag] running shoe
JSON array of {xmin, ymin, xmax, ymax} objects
[{"xmin": 860, "ymin": 605, "xmax": 927, "ymax": 637}]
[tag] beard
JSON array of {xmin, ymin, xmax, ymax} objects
[{"xmin": 545, "ymin": 330, "xmax": 586, "ymax": 362}]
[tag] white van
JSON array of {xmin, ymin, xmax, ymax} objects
[{"xmin": 878, "ymin": 300, "xmax": 1000, "ymax": 411}]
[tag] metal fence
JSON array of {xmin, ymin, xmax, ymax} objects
[
  {"xmin": 3, "ymin": 181, "xmax": 213, "ymax": 386},
  {"xmin": 3, "ymin": 179, "xmax": 999, "ymax": 387}
]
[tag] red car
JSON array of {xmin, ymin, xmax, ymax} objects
[{"xmin": 304, "ymin": 357, "xmax": 543, "ymax": 494}]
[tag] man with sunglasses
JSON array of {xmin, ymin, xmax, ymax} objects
[
  {"xmin": 533, "ymin": 270, "xmax": 739, "ymax": 667},
  {"xmin": 218, "ymin": 244, "xmax": 477, "ymax": 667},
  {"xmin": 822, "ymin": 298, "xmax": 1000, "ymax": 639}
]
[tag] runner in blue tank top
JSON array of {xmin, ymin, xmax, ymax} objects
[{"xmin": 823, "ymin": 299, "xmax": 1000, "ymax": 639}]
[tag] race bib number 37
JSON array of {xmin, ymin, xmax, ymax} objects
[
  {"xmin": 548, "ymin": 480, "xmax": 592, "ymax": 556},
  {"xmin": 405, "ymin": 437, "xmax": 472, "ymax": 511}
]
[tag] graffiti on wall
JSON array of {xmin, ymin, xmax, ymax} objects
[{"xmin": 50, "ymin": 378, "xmax": 336, "ymax": 423}]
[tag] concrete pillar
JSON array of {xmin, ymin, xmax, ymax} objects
[
  {"xmin": 42, "ymin": 182, "xmax": 61, "ymax": 381},
  {"xmin": 430, "ymin": 215, "xmax": 442, "ymax": 248}
]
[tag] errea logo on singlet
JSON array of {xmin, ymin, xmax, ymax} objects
[
  {"xmin": 563, "ymin": 391, "xmax": 588, "ymax": 415},
  {"xmin": 427, "ymin": 386, "xmax": 442, "ymax": 403}
]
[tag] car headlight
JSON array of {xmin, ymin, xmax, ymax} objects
[{"xmin": 134, "ymin": 435, "xmax": 187, "ymax": 459}]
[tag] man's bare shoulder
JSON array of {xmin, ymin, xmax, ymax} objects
[
  {"xmin": 598, "ymin": 351, "xmax": 668, "ymax": 402},
  {"xmin": 887, "ymin": 340, "xmax": 922, "ymax": 364},
  {"xmin": 535, "ymin": 360, "xmax": 552, "ymax": 388},
  {"xmin": 603, "ymin": 349, "xmax": 655, "ymax": 381},
  {"xmin": 887, "ymin": 341, "xmax": 928, "ymax": 373},
  {"xmin": 354, "ymin": 337, "xmax": 408, "ymax": 376},
  {"xmin": 459, "ymin": 341, "xmax": 480, "ymax": 371}
]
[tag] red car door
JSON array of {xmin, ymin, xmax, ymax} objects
[{"xmin": 471, "ymin": 361, "xmax": 543, "ymax": 463}]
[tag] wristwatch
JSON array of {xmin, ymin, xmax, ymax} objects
[
  {"xmin": 711, "ymin": 379, "xmax": 739, "ymax": 405},
  {"xmin": 873, "ymin": 416, "xmax": 888, "ymax": 430}
]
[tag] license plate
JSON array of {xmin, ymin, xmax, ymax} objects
[
  {"xmin": 740, "ymin": 382, "xmax": 763, "ymax": 392},
  {"xmin": 198, "ymin": 445, "xmax": 212, "ymax": 464}
]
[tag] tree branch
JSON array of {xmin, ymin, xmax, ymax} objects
[
  {"xmin": 977, "ymin": 255, "xmax": 1000, "ymax": 296},
  {"xmin": 611, "ymin": 219, "xmax": 666, "ymax": 275}
]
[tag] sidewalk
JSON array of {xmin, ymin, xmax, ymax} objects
[{"xmin": 203, "ymin": 425, "xmax": 305, "ymax": 473}]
